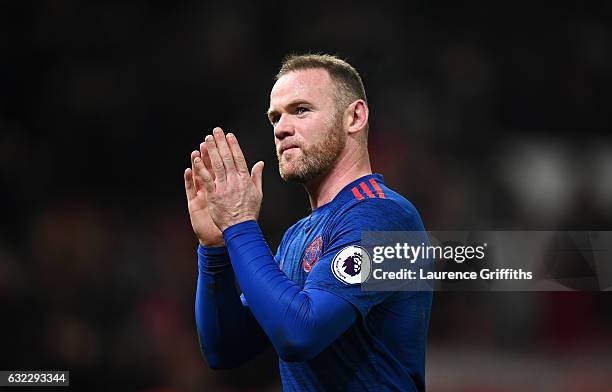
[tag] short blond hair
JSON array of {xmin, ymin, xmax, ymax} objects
[{"xmin": 276, "ymin": 53, "xmax": 368, "ymax": 120}]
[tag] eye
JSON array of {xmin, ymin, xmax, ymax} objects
[
  {"xmin": 270, "ymin": 115, "xmax": 280, "ymax": 125},
  {"xmin": 295, "ymin": 107, "xmax": 309, "ymax": 115}
]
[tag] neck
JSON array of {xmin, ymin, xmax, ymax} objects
[{"xmin": 304, "ymin": 146, "xmax": 372, "ymax": 209}]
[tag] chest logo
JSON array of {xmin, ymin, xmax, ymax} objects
[{"xmin": 302, "ymin": 236, "xmax": 323, "ymax": 273}]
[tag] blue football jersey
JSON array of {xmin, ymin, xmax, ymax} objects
[{"xmin": 272, "ymin": 174, "xmax": 433, "ymax": 391}]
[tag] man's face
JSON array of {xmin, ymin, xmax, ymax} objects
[{"xmin": 268, "ymin": 68, "xmax": 346, "ymax": 183}]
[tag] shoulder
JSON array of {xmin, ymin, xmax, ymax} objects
[{"xmin": 328, "ymin": 187, "xmax": 425, "ymax": 234}]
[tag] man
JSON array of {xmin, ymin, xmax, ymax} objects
[{"xmin": 184, "ymin": 54, "xmax": 432, "ymax": 391}]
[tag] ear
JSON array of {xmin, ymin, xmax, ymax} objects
[{"xmin": 345, "ymin": 99, "xmax": 369, "ymax": 135}]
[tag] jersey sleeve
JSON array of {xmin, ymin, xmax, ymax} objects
[
  {"xmin": 304, "ymin": 198, "xmax": 425, "ymax": 318},
  {"xmin": 239, "ymin": 226, "xmax": 290, "ymax": 308}
]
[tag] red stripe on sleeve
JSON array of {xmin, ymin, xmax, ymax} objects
[
  {"xmin": 351, "ymin": 187, "xmax": 365, "ymax": 200},
  {"xmin": 369, "ymin": 178, "xmax": 385, "ymax": 198},
  {"xmin": 359, "ymin": 182, "xmax": 376, "ymax": 198}
]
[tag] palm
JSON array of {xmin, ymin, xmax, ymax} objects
[
  {"xmin": 184, "ymin": 149, "xmax": 224, "ymax": 247},
  {"xmin": 188, "ymin": 189, "xmax": 223, "ymax": 246}
]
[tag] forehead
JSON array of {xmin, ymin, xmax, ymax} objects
[{"xmin": 269, "ymin": 68, "xmax": 334, "ymax": 106}]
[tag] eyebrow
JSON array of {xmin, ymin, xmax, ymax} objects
[{"xmin": 266, "ymin": 99, "xmax": 313, "ymax": 119}]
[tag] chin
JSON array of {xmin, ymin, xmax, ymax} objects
[
  {"xmin": 279, "ymin": 162, "xmax": 326, "ymax": 184},
  {"xmin": 279, "ymin": 164, "xmax": 300, "ymax": 183}
]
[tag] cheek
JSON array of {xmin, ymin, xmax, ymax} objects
[{"xmin": 299, "ymin": 116, "xmax": 327, "ymax": 142}]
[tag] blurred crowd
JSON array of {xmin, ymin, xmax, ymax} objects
[{"xmin": 1, "ymin": 1, "xmax": 611, "ymax": 391}]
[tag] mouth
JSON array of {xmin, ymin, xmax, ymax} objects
[{"xmin": 279, "ymin": 145, "xmax": 299, "ymax": 155}]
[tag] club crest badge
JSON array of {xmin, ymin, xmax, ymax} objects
[
  {"xmin": 331, "ymin": 245, "xmax": 372, "ymax": 285},
  {"xmin": 302, "ymin": 236, "xmax": 323, "ymax": 273}
]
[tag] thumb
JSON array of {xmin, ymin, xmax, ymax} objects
[{"xmin": 250, "ymin": 161, "xmax": 265, "ymax": 195}]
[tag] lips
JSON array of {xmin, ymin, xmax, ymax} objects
[{"xmin": 279, "ymin": 144, "xmax": 300, "ymax": 155}]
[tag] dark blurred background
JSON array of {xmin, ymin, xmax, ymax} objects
[{"xmin": 1, "ymin": 1, "xmax": 611, "ymax": 391}]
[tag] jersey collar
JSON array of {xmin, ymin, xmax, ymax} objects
[{"xmin": 311, "ymin": 173, "xmax": 385, "ymax": 218}]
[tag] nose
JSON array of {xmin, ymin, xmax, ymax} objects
[{"xmin": 274, "ymin": 113, "xmax": 295, "ymax": 141}]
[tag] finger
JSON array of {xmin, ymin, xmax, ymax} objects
[
  {"xmin": 212, "ymin": 127, "xmax": 236, "ymax": 174},
  {"xmin": 184, "ymin": 168, "xmax": 196, "ymax": 200},
  {"xmin": 194, "ymin": 156, "xmax": 215, "ymax": 194},
  {"xmin": 227, "ymin": 133, "xmax": 249, "ymax": 175},
  {"xmin": 190, "ymin": 150, "xmax": 201, "ymax": 191},
  {"xmin": 190, "ymin": 150, "xmax": 206, "ymax": 192},
  {"xmin": 199, "ymin": 141, "xmax": 215, "ymax": 181},
  {"xmin": 205, "ymin": 134, "xmax": 226, "ymax": 182},
  {"xmin": 190, "ymin": 149, "xmax": 200, "ymax": 163},
  {"xmin": 251, "ymin": 161, "xmax": 265, "ymax": 195}
]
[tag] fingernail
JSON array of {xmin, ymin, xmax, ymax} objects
[
  {"xmin": 205, "ymin": 135, "xmax": 213, "ymax": 141},
  {"xmin": 227, "ymin": 133, "xmax": 234, "ymax": 138},
  {"xmin": 194, "ymin": 157, "xmax": 201, "ymax": 163}
]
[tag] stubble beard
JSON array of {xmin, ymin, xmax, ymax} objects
[{"xmin": 278, "ymin": 114, "xmax": 346, "ymax": 184}]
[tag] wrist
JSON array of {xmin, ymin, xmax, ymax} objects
[
  {"xmin": 220, "ymin": 216, "xmax": 258, "ymax": 232},
  {"xmin": 222, "ymin": 220, "xmax": 261, "ymax": 242},
  {"xmin": 197, "ymin": 243, "xmax": 230, "ymax": 273},
  {"xmin": 199, "ymin": 239, "xmax": 225, "ymax": 247}
]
